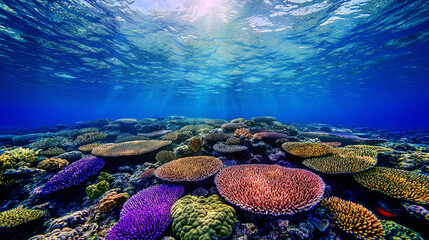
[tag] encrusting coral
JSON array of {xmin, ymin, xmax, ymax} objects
[
  {"xmin": 321, "ymin": 196, "xmax": 385, "ymax": 240},
  {"xmin": 171, "ymin": 195, "xmax": 238, "ymax": 240}
]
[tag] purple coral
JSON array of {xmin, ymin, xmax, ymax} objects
[
  {"xmin": 106, "ymin": 184, "xmax": 184, "ymax": 240},
  {"xmin": 39, "ymin": 156, "xmax": 104, "ymax": 195}
]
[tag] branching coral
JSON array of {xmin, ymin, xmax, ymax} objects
[
  {"xmin": 155, "ymin": 150, "xmax": 177, "ymax": 164},
  {"xmin": 37, "ymin": 158, "xmax": 69, "ymax": 171},
  {"xmin": 74, "ymin": 132, "xmax": 107, "ymax": 145},
  {"xmin": 321, "ymin": 197, "xmax": 384, "ymax": 240},
  {"xmin": 188, "ymin": 136, "xmax": 203, "ymax": 152}
]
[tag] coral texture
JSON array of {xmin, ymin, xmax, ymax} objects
[
  {"xmin": 155, "ymin": 150, "xmax": 177, "ymax": 164},
  {"xmin": 75, "ymin": 132, "xmax": 107, "ymax": 145},
  {"xmin": 213, "ymin": 143, "xmax": 248, "ymax": 153},
  {"xmin": 205, "ymin": 133, "xmax": 229, "ymax": 142},
  {"xmin": 188, "ymin": 136, "xmax": 203, "ymax": 152},
  {"xmin": 321, "ymin": 197, "xmax": 385, "ymax": 240},
  {"xmin": 300, "ymin": 132, "xmax": 387, "ymax": 145},
  {"xmin": 381, "ymin": 220, "xmax": 423, "ymax": 240},
  {"xmin": 39, "ymin": 156, "xmax": 105, "ymax": 195},
  {"xmin": 253, "ymin": 132, "xmax": 288, "ymax": 141},
  {"xmin": 97, "ymin": 192, "xmax": 129, "ymax": 213},
  {"xmin": 303, "ymin": 148, "xmax": 377, "ymax": 174},
  {"xmin": 234, "ymin": 128, "xmax": 252, "ymax": 139},
  {"xmin": 92, "ymin": 140, "xmax": 171, "ymax": 157},
  {"xmin": 86, "ymin": 180, "xmax": 110, "ymax": 200},
  {"xmin": 171, "ymin": 195, "xmax": 238, "ymax": 240},
  {"xmin": 106, "ymin": 184, "xmax": 184, "ymax": 240},
  {"xmin": 155, "ymin": 156, "xmax": 223, "ymax": 182},
  {"xmin": 0, "ymin": 206, "xmax": 45, "ymax": 227},
  {"xmin": 353, "ymin": 167, "xmax": 429, "ymax": 204},
  {"xmin": 78, "ymin": 143, "xmax": 102, "ymax": 153},
  {"xmin": 282, "ymin": 142, "xmax": 333, "ymax": 158},
  {"xmin": 215, "ymin": 164, "xmax": 325, "ymax": 215},
  {"xmin": 37, "ymin": 158, "xmax": 69, "ymax": 171}
]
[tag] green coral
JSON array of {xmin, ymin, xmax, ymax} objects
[
  {"xmin": 39, "ymin": 147, "xmax": 66, "ymax": 157},
  {"xmin": 156, "ymin": 150, "xmax": 177, "ymax": 164},
  {"xmin": 98, "ymin": 172, "xmax": 113, "ymax": 182},
  {"xmin": 171, "ymin": 195, "xmax": 238, "ymax": 240},
  {"xmin": 0, "ymin": 206, "xmax": 45, "ymax": 227},
  {"xmin": 86, "ymin": 180, "xmax": 110, "ymax": 200},
  {"xmin": 0, "ymin": 147, "xmax": 39, "ymax": 187},
  {"xmin": 381, "ymin": 220, "xmax": 423, "ymax": 240}
]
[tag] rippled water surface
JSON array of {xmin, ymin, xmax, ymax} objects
[{"xmin": 0, "ymin": 0, "xmax": 428, "ymax": 128}]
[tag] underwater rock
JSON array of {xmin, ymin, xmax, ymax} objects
[{"xmin": 46, "ymin": 210, "xmax": 89, "ymax": 232}]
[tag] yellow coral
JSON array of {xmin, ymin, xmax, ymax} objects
[
  {"xmin": 188, "ymin": 136, "xmax": 203, "ymax": 152},
  {"xmin": 321, "ymin": 197, "xmax": 384, "ymax": 240},
  {"xmin": 354, "ymin": 167, "xmax": 429, "ymax": 204},
  {"xmin": 303, "ymin": 148, "xmax": 377, "ymax": 174},
  {"xmin": 78, "ymin": 143, "xmax": 102, "ymax": 153},
  {"xmin": 92, "ymin": 140, "xmax": 171, "ymax": 157},
  {"xmin": 282, "ymin": 142, "xmax": 332, "ymax": 158},
  {"xmin": 37, "ymin": 158, "xmax": 69, "ymax": 171},
  {"xmin": 0, "ymin": 206, "xmax": 45, "ymax": 227}
]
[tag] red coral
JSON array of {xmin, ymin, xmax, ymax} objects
[{"xmin": 215, "ymin": 164, "xmax": 325, "ymax": 215}]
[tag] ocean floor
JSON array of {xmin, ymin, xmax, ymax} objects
[{"xmin": 0, "ymin": 116, "xmax": 428, "ymax": 240}]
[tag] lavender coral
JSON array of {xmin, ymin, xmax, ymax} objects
[
  {"xmin": 38, "ymin": 156, "xmax": 105, "ymax": 195},
  {"xmin": 106, "ymin": 184, "xmax": 184, "ymax": 240}
]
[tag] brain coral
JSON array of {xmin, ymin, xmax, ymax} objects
[
  {"xmin": 38, "ymin": 156, "xmax": 105, "ymax": 195},
  {"xmin": 92, "ymin": 140, "xmax": 171, "ymax": 157},
  {"xmin": 380, "ymin": 220, "xmax": 423, "ymax": 240},
  {"xmin": 353, "ymin": 167, "xmax": 429, "ymax": 204},
  {"xmin": 171, "ymin": 195, "xmax": 238, "ymax": 240},
  {"xmin": 302, "ymin": 148, "xmax": 378, "ymax": 174},
  {"xmin": 282, "ymin": 142, "xmax": 333, "ymax": 158},
  {"xmin": 321, "ymin": 197, "xmax": 385, "ymax": 240},
  {"xmin": 106, "ymin": 184, "xmax": 184, "ymax": 240},
  {"xmin": 215, "ymin": 164, "xmax": 325, "ymax": 215},
  {"xmin": 155, "ymin": 156, "xmax": 223, "ymax": 182},
  {"xmin": 0, "ymin": 206, "xmax": 45, "ymax": 227}
]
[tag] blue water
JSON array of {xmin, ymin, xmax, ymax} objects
[{"xmin": 0, "ymin": 0, "xmax": 428, "ymax": 129}]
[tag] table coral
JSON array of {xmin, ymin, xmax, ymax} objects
[
  {"xmin": 215, "ymin": 164, "xmax": 325, "ymax": 215},
  {"xmin": 353, "ymin": 167, "xmax": 429, "ymax": 204},
  {"xmin": 155, "ymin": 156, "xmax": 223, "ymax": 182},
  {"xmin": 282, "ymin": 142, "xmax": 333, "ymax": 158},
  {"xmin": 92, "ymin": 140, "xmax": 171, "ymax": 157},
  {"xmin": 171, "ymin": 195, "xmax": 238, "ymax": 240},
  {"xmin": 303, "ymin": 148, "xmax": 377, "ymax": 174},
  {"xmin": 321, "ymin": 196, "xmax": 384, "ymax": 240}
]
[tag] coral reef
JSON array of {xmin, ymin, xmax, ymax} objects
[
  {"xmin": 213, "ymin": 143, "xmax": 248, "ymax": 153},
  {"xmin": 205, "ymin": 133, "xmax": 229, "ymax": 142},
  {"xmin": 78, "ymin": 143, "xmax": 102, "ymax": 153},
  {"xmin": 155, "ymin": 156, "xmax": 223, "ymax": 182},
  {"xmin": 221, "ymin": 123, "xmax": 246, "ymax": 132},
  {"xmin": 251, "ymin": 116, "xmax": 277, "ymax": 124},
  {"xmin": 321, "ymin": 196, "xmax": 385, "ymax": 240},
  {"xmin": 353, "ymin": 167, "xmax": 429, "ymax": 204},
  {"xmin": 92, "ymin": 140, "xmax": 171, "ymax": 157},
  {"xmin": 215, "ymin": 164, "xmax": 325, "ymax": 215},
  {"xmin": 253, "ymin": 131, "xmax": 288, "ymax": 141},
  {"xmin": 282, "ymin": 142, "xmax": 333, "ymax": 158},
  {"xmin": 300, "ymin": 132, "xmax": 387, "ymax": 145},
  {"xmin": 234, "ymin": 128, "xmax": 252, "ymax": 139},
  {"xmin": 38, "ymin": 156, "xmax": 105, "ymax": 195},
  {"xmin": 74, "ymin": 132, "xmax": 107, "ymax": 145},
  {"xmin": 0, "ymin": 206, "xmax": 45, "ymax": 227},
  {"xmin": 171, "ymin": 195, "xmax": 238, "ymax": 240}
]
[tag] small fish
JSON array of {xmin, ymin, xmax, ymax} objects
[{"xmin": 376, "ymin": 207, "xmax": 397, "ymax": 217}]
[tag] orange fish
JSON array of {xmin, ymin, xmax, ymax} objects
[{"xmin": 376, "ymin": 207, "xmax": 397, "ymax": 217}]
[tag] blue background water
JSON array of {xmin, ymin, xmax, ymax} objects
[{"xmin": 0, "ymin": 0, "xmax": 428, "ymax": 129}]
